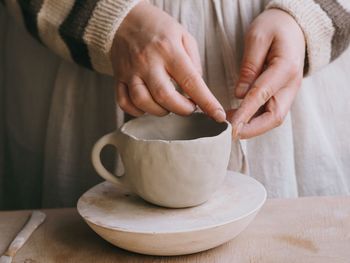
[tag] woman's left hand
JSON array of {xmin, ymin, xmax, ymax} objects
[{"xmin": 227, "ymin": 9, "xmax": 305, "ymax": 139}]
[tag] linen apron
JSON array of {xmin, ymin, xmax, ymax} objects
[{"xmin": 1, "ymin": 0, "xmax": 350, "ymax": 209}]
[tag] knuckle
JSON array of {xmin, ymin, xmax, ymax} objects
[
  {"xmin": 250, "ymin": 84, "xmax": 272, "ymax": 104},
  {"xmin": 134, "ymin": 53, "xmax": 146, "ymax": 64},
  {"xmin": 240, "ymin": 62, "xmax": 259, "ymax": 81},
  {"xmin": 201, "ymin": 100, "xmax": 217, "ymax": 115},
  {"xmin": 260, "ymin": 87, "xmax": 272, "ymax": 103},
  {"xmin": 131, "ymin": 88, "xmax": 148, "ymax": 106},
  {"xmin": 181, "ymin": 73, "xmax": 198, "ymax": 92},
  {"xmin": 153, "ymin": 36, "xmax": 174, "ymax": 55},
  {"xmin": 155, "ymin": 110, "xmax": 169, "ymax": 117},
  {"xmin": 117, "ymin": 96, "xmax": 128, "ymax": 109},
  {"xmin": 274, "ymin": 110, "xmax": 285, "ymax": 127},
  {"xmin": 153, "ymin": 87, "xmax": 171, "ymax": 104},
  {"xmin": 245, "ymin": 86, "xmax": 258, "ymax": 102},
  {"xmin": 131, "ymin": 47, "xmax": 147, "ymax": 65}
]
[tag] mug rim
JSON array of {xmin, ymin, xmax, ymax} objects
[{"xmin": 119, "ymin": 113, "xmax": 231, "ymax": 143}]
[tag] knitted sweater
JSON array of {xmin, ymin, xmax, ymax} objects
[{"xmin": 2, "ymin": 0, "xmax": 350, "ymax": 76}]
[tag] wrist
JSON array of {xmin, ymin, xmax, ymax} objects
[{"xmin": 265, "ymin": 0, "xmax": 335, "ymax": 75}]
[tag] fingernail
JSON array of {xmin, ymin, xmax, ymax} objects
[
  {"xmin": 212, "ymin": 108, "xmax": 226, "ymax": 123},
  {"xmin": 235, "ymin": 83, "xmax": 250, "ymax": 97},
  {"xmin": 233, "ymin": 122, "xmax": 244, "ymax": 140}
]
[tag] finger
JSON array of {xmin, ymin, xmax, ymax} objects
[
  {"xmin": 167, "ymin": 49, "xmax": 226, "ymax": 122},
  {"xmin": 145, "ymin": 67, "xmax": 196, "ymax": 115},
  {"xmin": 116, "ymin": 82, "xmax": 144, "ymax": 117},
  {"xmin": 182, "ymin": 33, "xmax": 202, "ymax": 75},
  {"xmin": 128, "ymin": 76, "xmax": 169, "ymax": 116},
  {"xmin": 235, "ymin": 30, "xmax": 273, "ymax": 98},
  {"xmin": 231, "ymin": 59, "xmax": 295, "ymax": 134},
  {"xmin": 237, "ymin": 84, "xmax": 299, "ymax": 139}
]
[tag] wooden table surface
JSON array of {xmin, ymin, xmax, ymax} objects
[{"xmin": 1, "ymin": 196, "xmax": 350, "ymax": 263}]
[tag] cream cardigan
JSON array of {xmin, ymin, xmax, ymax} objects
[{"xmin": 3, "ymin": 0, "xmax": 350, "ymax": 75}]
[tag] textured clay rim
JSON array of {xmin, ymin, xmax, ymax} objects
[{"xmin": 120, "ymin": 112, "xmax": 231, "ymax": 143}]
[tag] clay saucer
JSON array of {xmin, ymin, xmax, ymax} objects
[{"xmin": 77, "ymin": 171, "xmax": 266, "ymax": 256}]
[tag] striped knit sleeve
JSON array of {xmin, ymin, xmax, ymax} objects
[
  {"xmin": 4, "ymin": 0, "xmax": 140, "ymax": 75},
  {"xmin": 266, "ymin": 0, "xmax": 350, "ymax": 75}
]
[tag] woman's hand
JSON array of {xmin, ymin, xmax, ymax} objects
[
  {"xmin": 112, "ymin": 1, "xmax": 226, "ymax": 122},
  {"xmin": 228, "ymin": 9, "xmax": 305, "ymax": 139}
]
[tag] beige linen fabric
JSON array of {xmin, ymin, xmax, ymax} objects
[{"xmin": 1, "ymin": 0, "xmax": 350, "ymax": 208}]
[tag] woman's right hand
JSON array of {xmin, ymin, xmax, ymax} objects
[{"xmin": 112, "ymin": 1, "xmax": 226, "ymax": 122}]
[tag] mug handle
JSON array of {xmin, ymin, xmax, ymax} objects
[{"xmin": 91, "ymin": 132, "xmax": 125, "ymax": 185}]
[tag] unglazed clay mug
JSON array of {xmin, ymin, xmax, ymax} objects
[{"xmin": 91, "ymin": 113, "xmax": 232, "ymax": 208}]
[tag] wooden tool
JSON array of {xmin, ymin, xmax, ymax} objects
[{"xmin": 0, "ymin": 211, "xmax": 46, "ymax": 263}]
